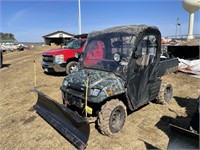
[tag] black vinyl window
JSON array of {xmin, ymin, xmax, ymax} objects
[{"xmin": 135, "ymin": 35, "xmax": 157, "ymax": 71}]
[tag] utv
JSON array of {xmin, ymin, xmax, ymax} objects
[{"xmin": 34, "ymin": 25, "xmax": 178, "ymax": 149}]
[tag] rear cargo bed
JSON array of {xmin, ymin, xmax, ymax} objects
[{"xmin": 158, "ymin": 57, "xmax": 179, "ymax": 77}]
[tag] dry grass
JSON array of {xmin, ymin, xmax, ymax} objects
[{"xmin": 0, "ymin": 46, "xmax": 199, "ymax": 150}]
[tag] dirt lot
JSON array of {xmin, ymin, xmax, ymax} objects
[{"xmin": 0, "ymin": 46, "xmax": 199, "ymax": 150}]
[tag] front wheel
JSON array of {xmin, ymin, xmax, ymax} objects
[
  {"xmin": 66, "ymin": 61, "xmax": 78, "ymax": 74},
  {"xmin": 98, "ymin": 99, "xmax": 127, "ymax": 136}
]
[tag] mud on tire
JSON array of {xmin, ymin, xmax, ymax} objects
[
  {"xmin": 98, "ymin": 99, "xmax": 127, "ymax": 136},
  {"xmin": 157, "ymin": 82, "xmax": 173, "ymax": 104}
]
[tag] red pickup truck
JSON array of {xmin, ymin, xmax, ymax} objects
[{"xmin": 42, "ymin": 38, "xmax": 86, "ymax": 74}]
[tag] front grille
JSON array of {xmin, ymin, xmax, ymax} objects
[
  {"xmin": 63, "ymin": 87, "xmax": 85, "ymax": 108},
  {"xmin": 42, "ymin": 55, "xmax": 54, "ymax": 63},
  {"xmin": 67, "ymin": 88, "xmax": 85, "ymax": 98}
]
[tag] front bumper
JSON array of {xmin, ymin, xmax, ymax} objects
[
  {"xmin": 60, "ymin": 85, "xmax": 104, "ymax": 105},
  {"xmin": 42, "ymin": 61, "xmax": 66, "ymax": 72}
]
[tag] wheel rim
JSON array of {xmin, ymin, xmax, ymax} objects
[
  {"xmin": 70, "ymin": 64, "xmax": 78, "ymax": 73},
  {"xmin": 109, "ymin": 106, "xmax": 125, "ymax": 133},
  {"xmin": 164, "ymin": 86, "xmax": 172, "ymax": 102}
]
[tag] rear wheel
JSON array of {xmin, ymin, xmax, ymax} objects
[
  {"xmin": 98, "ymin": 99, "xmax": 127, "ymax": 136},
  {"xmin": 157, "ymin": 82, "xmax": 173, "ymax": 104},
  {"xmin": 66, "ymin": 61, "xmax": 78, "ymax": 74}
]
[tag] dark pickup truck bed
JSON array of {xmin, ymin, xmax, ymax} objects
[{"xmin": 158, "ymin": 57, "xmax": 179, "ymax": 77}]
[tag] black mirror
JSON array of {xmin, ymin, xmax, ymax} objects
[{"xmin": 75, "ymin": 52, "xmax": 81, "ymax": 59}]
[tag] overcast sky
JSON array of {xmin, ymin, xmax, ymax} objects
[{"xmin": 0, "ymin": 0, "xmax": 200, "ymax": 42}]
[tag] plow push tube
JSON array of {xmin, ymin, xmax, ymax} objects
[{"xmin": 33, "ymin": 90, "xmax": 90, "ymax": 150}]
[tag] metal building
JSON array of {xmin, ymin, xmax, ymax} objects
[{"xmin": 43, "ymin": 31, "xmax": 74, "ymax": 46}]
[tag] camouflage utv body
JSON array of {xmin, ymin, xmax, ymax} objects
[
  {"xmin": 34, "ymin": 25, "xmax": 179, "ymax": 150},
  {"xmin": 61, "ymin": 69, "xmax": 125, "ymax": 104}
]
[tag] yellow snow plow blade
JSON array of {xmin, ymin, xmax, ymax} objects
[{"xmin": 33, "ymin": 90, "xmax": 90, "ymax": 150}]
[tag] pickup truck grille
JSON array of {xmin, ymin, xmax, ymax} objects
[{"xmin": 42, "ymin": 55, "xmax": 54, "ymax": 63}]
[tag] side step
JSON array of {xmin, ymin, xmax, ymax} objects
[{"xmin": 33, "ymin": 90, "xmax": 90, "ymax": 150}]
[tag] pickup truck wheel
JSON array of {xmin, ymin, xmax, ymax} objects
[
  {"xmin": 98, "ymin": 99, "xmax": 127, "ymax": 136},
  {"xmin": 66, "ymin": 61, "xmax": 78, "ymax": 74},
  {"xmin": 157, "ymin": 82, "xmax": 173, "ymax": 104}
]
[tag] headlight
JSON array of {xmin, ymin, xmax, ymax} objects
[
  {"xmin": 62, "ymin": 80, "xmax": 68, "ymax": 86},
  {"xmin": 114, "ymin": 53, "xmax": 121, "ymax": 62},
  {"xmin": 54, "ymin": 55, "xmax": 64, "ymax": 63},
  {"xmin": 90, "ymin": 89, "xmax": 100, "ymax": 96}
]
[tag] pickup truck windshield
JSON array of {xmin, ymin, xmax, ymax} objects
[
  {"xmin": 81, "ymin": 32, "xmax": 136, "ymax": 75},
  {"xmin": 65, "ymin": 39, "xmax": 85, "ymax": 49}
]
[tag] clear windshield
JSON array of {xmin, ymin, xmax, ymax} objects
[
  {"xmin": 64, "ymin": 39, "xmax": 85, "ymax": 49},
  {"xmin": 81, "ymin": 32, "xmax": 136, "ymax": 74}
]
